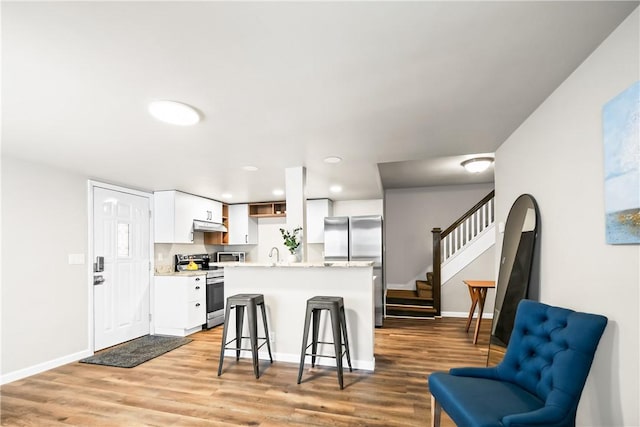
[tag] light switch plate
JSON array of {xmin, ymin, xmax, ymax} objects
[{"xmin": 68, "ymin": 253, "xmax": 85, "ymax": 265}]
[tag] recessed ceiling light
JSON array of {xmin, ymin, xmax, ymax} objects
[
  {"xmin": 324, "ymin": 156, "xmax": 342, "ymax": 164},
  {"xmin": 242, "ymin": 165, "xmax": 258, "ymax": 172},
  {"xmin": 221, "ymin": 193, "xmax": 232, "ymax": 199},
  {"xmin": 273, "ymin": 189, "xmax": 285, "ymax": 196},
  {"xmin": 148, "ymin": 100, "xmax": 200, "ymax": 126},
  {"xmin": 461, "ymin": 157, "xmax": 494, "ymax": 173},
  {"xmin": 330, "ymin": 185, "xmax": 343, "ymax": 193}
]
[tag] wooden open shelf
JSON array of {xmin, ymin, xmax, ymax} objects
[
  {"xmin": 249, "ymin": 201, "xmax": 286, "ymax": 217},
  {"xmin": 204, "ymin": 204, "xmax": 229, "ymax": 245}
]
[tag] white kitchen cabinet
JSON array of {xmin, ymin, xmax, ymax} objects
[
  {"xmin": 154, "ymin": 274, "xmax": 206, "ymax": 337},
  {"xmin": 306, "ymin": 199, "xmax": 333, "ymax": 244},
  {"xmin": 154, "ymin": 190, "xmax": 223, "ymax": 243},
  {"xmin": 227, "ymin": 204, "xmax": 258, "ymax": 245},
  {"xmin": 193, "ymin": 195, "xmax": 222, "ymax": 223}
]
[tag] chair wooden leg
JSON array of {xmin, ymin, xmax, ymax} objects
[{"xmin": 431, "ymin": 394, "xmax": 441, "ymax": 427}]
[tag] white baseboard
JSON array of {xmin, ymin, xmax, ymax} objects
[
  {"xmin": 441, "ymin": 311, "xmax": 493, "ymax": 319},
  {"xmin": 1, "ymin": 349, "xmax": 93, "ymax": 385}
]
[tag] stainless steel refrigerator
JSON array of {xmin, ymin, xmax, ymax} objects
[{"xmin": 324, "ymin": 215, "xmax": 384, "ymax": 327}]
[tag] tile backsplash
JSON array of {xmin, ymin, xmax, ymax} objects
[{"xmin": 154, "ymin": 233, "xmax": 223, "ymax": 273}]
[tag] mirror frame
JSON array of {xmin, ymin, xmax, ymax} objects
[{"xmin": 487, "ymin": 194, "xmax": 540, "ymax": 366}]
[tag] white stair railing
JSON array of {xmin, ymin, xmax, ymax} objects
[{"xmin": 441, "ymin": 196, "xmax": 494, "ymax": 265}]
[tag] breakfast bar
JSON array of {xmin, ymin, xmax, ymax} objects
[{"xmin": 220, "ymin": 262, "xmax": 376, "ymax": 371}]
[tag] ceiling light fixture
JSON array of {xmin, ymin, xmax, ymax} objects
[
  {"xmin": 461, "ymin": 157, "xmax": 494, "ymax": 173},
  {"xmin": 273, "ymin": 189, "xmax": 285, "ymax": 196},
  {"xmin": 324, "ymin": 156, "xmax": 342, "ymax": 164},
  {"xmin": 329, "ymin": 185, "xmax": 343, "ymax": 193},
  {"xmin": 221, "ymin": 193, "xmax": 232, "ymax": 199},
  {"xmin": 242, "ymin": 165, "xmax": 258, "ymax": 172},
  {"xmin": 148, "ymin": 100, "xmax": 200, "ymax": 126}
]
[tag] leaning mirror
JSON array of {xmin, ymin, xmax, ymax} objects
[{"xmin": 487, "ymin": 194, "xmax": 540, "ymax": 366}]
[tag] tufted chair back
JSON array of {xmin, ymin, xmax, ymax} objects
[{"xmin": 495, "ymin": 300, "xmax": 607, "ymax": 421}]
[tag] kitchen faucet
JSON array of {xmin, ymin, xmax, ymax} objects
[{"xmin": 268, "ymin": 247, "xmax": 280, "ymax": 263}]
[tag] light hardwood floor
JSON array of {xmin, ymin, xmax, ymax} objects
[{"xmin": 1, "ymin": 317, "xmax": 490, "ymax": 426}]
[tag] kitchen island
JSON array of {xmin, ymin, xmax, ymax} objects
[{"xmin": 218, "ymin": 261, "xmax": 375, "ymax": 371}]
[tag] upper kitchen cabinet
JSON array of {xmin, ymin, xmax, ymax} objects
[
  {"xmin": 306, "ymin": 199, "xmax": 333, "ymax": 244},
  {"xmin": 193, "ymin": 195, "xmax": 222, "ymax": 224},
  {"xmin": 154, "ymin": 190, "xmax": 223, "ymax": 243},
  {"xmin": 227, "ymin": 204, "xmax": 258, "ymax": 245}
]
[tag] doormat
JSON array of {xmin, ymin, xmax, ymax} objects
[{"xmin": 80, "ymin": 335, "xmax": 192, "ymax": 368}]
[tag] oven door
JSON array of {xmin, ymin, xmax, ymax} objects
[{"xmin": 206, "ymin": 276, "xmax": 225, "ymax": 328}]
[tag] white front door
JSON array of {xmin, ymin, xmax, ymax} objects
[{"xmin": 93, "ymin": 186, "xmax": 151, "ymax": 351}]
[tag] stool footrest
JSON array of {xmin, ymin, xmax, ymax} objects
[
  {"xmin": 223, "ymin": 337, "xmax": 270, "ymax": 353},
  {"xmin": 303, "ymin": 352, "xmax": 347, "ymax": 359},
  {"xmin": 303, "ymin": 342, "xmax": 348, "ymax": 359}
]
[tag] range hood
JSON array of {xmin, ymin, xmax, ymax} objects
[{"xmin": 193, "ymin": 219, "xmax": 227, "ymax": 233}]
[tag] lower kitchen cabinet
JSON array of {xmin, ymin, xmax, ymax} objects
[{"xmin": 154, "ymin": 275, "xmax": 206, "ymax": 337}]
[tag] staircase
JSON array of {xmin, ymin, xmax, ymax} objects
[
  {"xmin": 386, "ymin": 272, "xmax": 437, "ymax": 318},
  {"xmin": 386, "ymin": 191, "xmax": 495, "ymax": 319}
]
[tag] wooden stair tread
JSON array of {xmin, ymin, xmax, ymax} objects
[
  {"xmin": 386, "ymin": 303, "xmax": 434, "ymax": 309},
  {"xmin": 386, "ymin": 305, "xmax": 437, "ymax": 318},
  {"xmin": 387, "ymin": 289, "xmax": 419, "ymax": 299}
]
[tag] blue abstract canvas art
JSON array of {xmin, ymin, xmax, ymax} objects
[{"xmin": 603, "ymin": 81, "xmax": 640, "ymax": 244}]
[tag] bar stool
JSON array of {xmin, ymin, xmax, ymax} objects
[
  {"xmin": 297, "ymin": 296, "xmax": 352, "ymax": 389},
  {"xmin": 218, "ymin": 293, "xmax": 273, "ymax": 379}
]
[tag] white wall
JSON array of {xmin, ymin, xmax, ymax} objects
[
  {"xmin": 333, "ymin": 199, "xmax": 383, "ymax": 217},
  {"xmin": 495, "ymin": 9, "xmax": 639, "ymax": 425},
  {"xmin": 442, "ymin": 246, "xmax": 496, "ymax": 316},
  {"xmin": 1, "ymin": 156, "xmax": 89, "ymax": 380},
  {"xmin": 384, "ymin": 184, "xmax": 495, "ymax": 291}
]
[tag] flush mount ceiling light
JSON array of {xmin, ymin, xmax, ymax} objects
[
  {"xmin": 461, "ymin": 157, "xmax": 494, "ymax": 173},
  {"xmin": 242, "ymin": 165, "xmax": 258, "ymax": 172},
  {"xmin": 148, "ymin": 100, "xmax": 200, "ymax": 126},
  {"xmin": 330, "ymin": 185, "xmax": 343, "ymax": 193},
  {"xmin": 221, "ymin": 193, "xmax": 232, "ymax": 199},
  {"xmin": 273, "ymin": 189, "xmax": 285, "ymax": 196},
  {"xmin": 324, "ymin": 156, "xmax": 342, "ymax": 164}
]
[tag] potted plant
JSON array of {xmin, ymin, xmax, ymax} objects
[{"xmin": 280, "ymin": 226, "xmax": 302, "ymax": 262}]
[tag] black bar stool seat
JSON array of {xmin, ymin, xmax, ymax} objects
[
  {"xmin": 218, "ymin": 293, "xmax": 273, "ymax": 379},
  {"xmin": 297, "ymin": 296, "xmax": 352, "ymax": 389}
]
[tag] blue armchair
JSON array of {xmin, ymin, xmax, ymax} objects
[{"xmin": 428, "ymin": 300, "xmax": 607, "ymax": 427}]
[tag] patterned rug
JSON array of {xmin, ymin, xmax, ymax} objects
[{"xmin": 80, "ymin": 335, "xmax": 192, "ymax": 368}]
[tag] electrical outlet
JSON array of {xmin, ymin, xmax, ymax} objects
[
  {"xmin": 158, "ymin": 253, "xmax": 164, "ymax": 261},
  {"xmin": 270, "ymin": 331, "xmax": 276, "ymax": 343}
]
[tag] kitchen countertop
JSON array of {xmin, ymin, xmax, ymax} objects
[
  {"xmin": 154, "ymin": 270, "xmax": 208, "ymax": 277},
  {"xmin": 210, "ymin": 261, "xmax": 374, "ymax": 268}
]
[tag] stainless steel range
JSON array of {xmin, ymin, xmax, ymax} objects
[
  {"xmin": 205, "ymin": 268, "xmax": 224, "ymax": 328},
  {"xmin": 174, "ymin": 253, "xmax": 224, "ymax": 329}
]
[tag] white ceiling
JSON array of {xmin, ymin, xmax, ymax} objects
[{"xmin": 2, "ymin": 1, "xmax": 637, "ymax": 202}]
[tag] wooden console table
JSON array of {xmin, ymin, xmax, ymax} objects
[{"xmin": 463, "ymin": 280, "xmax": 496, "ymax": 344}]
